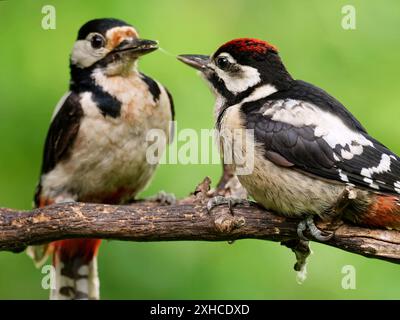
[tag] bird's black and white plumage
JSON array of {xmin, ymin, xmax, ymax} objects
[
  {"xmin": 29, "ymin": 18, "xmax": 174, "ymax": 300},
  {"xmin": 178, "ymin": 38, "xmax": 400, "ymax": 231},
  {"xmin": 243, "ymin": 80, "xmax": 400, "ymax": 195}
]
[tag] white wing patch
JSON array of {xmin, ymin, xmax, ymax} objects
[
  {"xmin": 363, "ymin": 177, "xmax": 380, "ymax": 190},
  {"xmin": 253, "ymin": 98, "xmax": 400, "ymax": 194},
  {"xmin": 394, "ymin": 181, "xmax": 400, "ymax": 193},
  {"xmin": 262, "ymin": 99, "xmax": 374, "ymax": 159},
  {"xmin": 338, "ymin": 169, "xmax": 349, "ymax": 182},
  {"xmin": 360, "ymin": 154, "xmax": 395, "ymax": 178}
]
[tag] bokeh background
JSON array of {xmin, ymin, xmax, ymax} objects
[{"xmin": 1, "ymin": 0, "xmax": 400, "ymax": 299}]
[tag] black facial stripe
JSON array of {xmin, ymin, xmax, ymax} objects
[
  {"xmin": 70, "ymin": 65, "xmax": 121, "ymax": 118},
  {"xmin": 208, "ymin": 72, "xmax": 234, "ymax": 100},
  {"xmin": 140, "ymin": 73, "xmax": 161, "ymax": 102},
  {"xmin": 91, "ymin": 85, "xmax": 121, "ymax": 118},
  {"xmin": 215, "ymin": 83, "xmax": 270, "ymax": 129}
]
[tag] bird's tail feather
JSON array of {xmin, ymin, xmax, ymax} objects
[
  {"xmin": 50, "ymin": 239, "xmax": 101, "ymax": 300},
  {"xmin": 26, "ymin": 244, "xmax": 52, "ymax": 268}
]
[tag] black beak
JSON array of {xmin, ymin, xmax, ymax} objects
[
  {"xmin": 113, "ymin": 38, "xmax": 158, "ymax": 56},
  {"xmin": 177, "ymin": 54, "xmax": 210, "ymax": 71}
]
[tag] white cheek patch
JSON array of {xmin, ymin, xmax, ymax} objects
[
  {"xmin": 216, "ymin": 65, "xmax": 261, "ymax": 94},
  {"xmin": 71, "ymin": 39, "xmax": 109, "ymax": 68},
  {"xmin": 212, "ymin": 52, "xmax": 261, "ymax": 94}
]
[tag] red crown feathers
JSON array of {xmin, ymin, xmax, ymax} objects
[{"xmin": 217, "ymin": 38, "xmax": 278, "ymax": 55}]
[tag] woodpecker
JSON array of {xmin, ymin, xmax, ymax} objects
[
  {"xmin": 178, "ymin": 38, "xmax": 400, "ymax": 238},
  {"xmin": 27, "ymin": 18, "xmax": 174, "ymax": 300}
]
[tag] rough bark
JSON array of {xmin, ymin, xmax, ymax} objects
[{"xmin": 1, "ymin": 177, "xmax": 399, "ymax": 266}]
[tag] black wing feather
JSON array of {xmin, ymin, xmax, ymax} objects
[
  {"xmin": 268, "ymin": 80, "xmax": 368, "ymax": 134},
  {"xmin": 244, "ymin": 102, "xmax": 400, "ymax": 195},
  {"xmin": 163, "ymin": 85, "xmax": 175, "ymax": 143},
  {"xmin": 40, "ymin": 92, "xmax": 83, "ymax": 175},
  {"xmin": 140, "ymin": 73, "xmax": 175, "ymax": 142},
  {"xmin": 165, "ymin": 87, "xmax": 175, "ymax": 122},
  {"xmin": 34, "ymin": 92, "xmax": 83, "ymax": 207}
]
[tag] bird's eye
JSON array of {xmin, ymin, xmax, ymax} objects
[
  {"xmin": 215, "ymin": 56, "xmax": 231, "ymax": 70},
  {"xmin": 90, "ymin": 34, "xmax": 105, "ymax": 49}
]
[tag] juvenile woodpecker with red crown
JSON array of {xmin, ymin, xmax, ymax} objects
[
  {"xmin": 178, "ymin": 38, "xmax": 400, "ymax": 240},
  {"xmin": 28, "ymin": 18, "xmax": 174, "ymax": 300}
]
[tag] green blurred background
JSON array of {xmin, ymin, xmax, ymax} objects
[{"xmin": 1, "ymin": 0, "xmax": 400, "ymax": 299}]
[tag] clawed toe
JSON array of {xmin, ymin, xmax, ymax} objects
[
  {"xmin": 207, "ymin": 196, "xmax": 249, "ymax": 215},
  {"xmin": 148, "ymin": 191, "xmax": 176, "ymax": 205},
  {"xmin": 297, "ymin": 216, "xmax": 333, "ymax": 242}
]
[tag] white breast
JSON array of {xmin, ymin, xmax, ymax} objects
[
  {"xmin": 41, "ymin": 73, "xmax": 172, "ymax": 203},
  {"xmin": 219, "ymin": 104, "xmax": 345, "ymax": 217}
]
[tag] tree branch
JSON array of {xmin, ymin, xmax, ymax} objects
[{"xmin": 1, "ymin": 177, "xmax": 400, "ymax": 266}]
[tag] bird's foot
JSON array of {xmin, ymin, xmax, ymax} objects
[
  {"xmin": 148, "ymin": 191, "xmax": 176, "ymax": 205},
  {"xmin": 297, "ymin": 215, "xmax": 333, "ymax": 241},
  {"xmin": 53, "ymin": 196, "xmax": 76, "ymax": 204},
  {"xmin": 281, "ymin": 239, "xmax": 312, "ymax": 284},
  {"xmin": 207, "ymin": 196, "xmax": 251, "ymax": 215}
]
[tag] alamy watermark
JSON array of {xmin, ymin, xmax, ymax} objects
[
  {"xmin": 341, "ymin": 264, "xmax": 356, "ymax": 289},
  {"xmin": 41, "ymin": 5, "xmax": 56, "ymax": 30},
  {"xmin": 41, "ymin": 264, "xmax": 56, "ymax": 290},
  {"xmin": 145, "ymin": 122, "xmax": 255, "ymax": 175},
  {"xmin": 341, "ymin": 5, "xmax": 356, "ymax": 30}
]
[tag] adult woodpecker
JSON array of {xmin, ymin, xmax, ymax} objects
[
  {"xmin": 28, "ymin": 18, "xmax": 174, "ymax": 299},
  {"xmin": 178, "ymin": 38, "xmax": 400, "ymax": 238}
]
